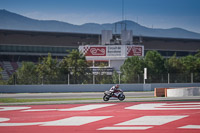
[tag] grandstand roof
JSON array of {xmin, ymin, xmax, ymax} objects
[{"xmin": 0, "ymin": 29, "xmax": 200, "ymax": 51}]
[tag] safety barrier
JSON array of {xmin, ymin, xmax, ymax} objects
[
  {"xmin": 154, "ymin": 88, "xmax": 167, "ymax": 97},
  {"xmin": 0, "ymin": 83, "xmax": 200, "ymax": 93},
  {"xmin": 155, "ymin": 87, "xmax": 200, "ymax": 97},
  {"xmin": 167, "ymin": 87, "xmax": 200, "ymax": 97}
]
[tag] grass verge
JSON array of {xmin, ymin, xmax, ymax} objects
[
  {"xmin": 0, "ymin": 97, "xmax": 154, "ymax": 103},
  {"xmin": 0, "ymin": 98, "xmax": 101, "ymax": 103}
]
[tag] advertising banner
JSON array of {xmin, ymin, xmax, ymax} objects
[
  {"xmin": 107, "ymin": 46, "xmax": 125, "ymax": 56},
  {"xmin": 79, "ymin": 45, "xmax": 144, "ymax": 57},
  {"xmin": 80, "ymin": 46, "xmax": 106, "ymax": 56},
  {"xmin": 127, "ymin": 46, "xmax": 143, "ymax": 56}
]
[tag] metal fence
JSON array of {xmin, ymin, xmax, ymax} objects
[{"xmin": 1, "ymin": 72, "xmax": 200, "ymax": 85}]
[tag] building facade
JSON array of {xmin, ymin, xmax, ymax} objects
[{"xmin": 0, "ymin": 29, "xmax": 200, "ymax": 79}]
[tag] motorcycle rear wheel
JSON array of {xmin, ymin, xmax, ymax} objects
[{"xmin": 103, "ymin": 95, "xmax": 110, "ymax": 101}]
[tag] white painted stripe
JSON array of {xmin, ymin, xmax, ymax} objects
[
  {"xmin": 23, "ymin": 104, "xmax": 116, "ymax": 112},
  {"xmin": 0, "ymin": 116, "xmax": 112, "ymax": 126},
  {"xmin": 116, "ymin": 115, "xmax": 188, "ymax": 126},
  {"xmin": 125, "ymin": 103, "xmax": 200, "ymax": 110},
  {"xmin": 0, "ymin": 118, "xmax": 10, "ymax": 122},
  {"xmin": 0, "ymin": 122, "xmax": 44, "ymax": 126},
  {"xmin": 98, "ymin": 126, "xmax": 152, "ymax": 130},
  {"xmin": 22, "ymin": 109, "xmax": 58, "ymax": 112},
  {"xmin": 125, "ymin": 103, "xmax": 167, "ymax": 110},
  {"xmin": 170, "ymin": 103, "xmax": 200, "ymax": 105},
  {"xmin": 42, "ymin": 116, "xmax": 112, "ymax": 126},
  {"xmin": 179, "ymin": 125, "xmax": 200, "ymax": 129},
  {"xmin": 60, "ymin": 104, "xmax": 115, "ymax": 111},
  {"xmin": 0, "ymin": 107, "xmax": 31, "ymax": 111},
  {"xmin": 166, "ymin": 105, "xmax": 200, "ymax": 107}
]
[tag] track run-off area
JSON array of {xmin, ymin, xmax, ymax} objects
[{"xmin": 0, "ymin": 101, "xmax": 200, "ymax": 133}]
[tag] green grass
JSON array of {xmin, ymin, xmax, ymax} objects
[
  {"xmin": 0, "ymin": 98, "xmax": 101, "ymax": 103},
  {"xmin": 128, "ymin": 96, "xmax": 155, "ymax": 98},
  {"xmin": 0, "ymin": 97, "xmax": 156, "ymax": 103},
  {"xmin": 1, "ymin": 96, "xmax": 199, "ymax": 103}
]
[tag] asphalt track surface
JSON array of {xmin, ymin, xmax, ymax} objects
[
  {"xmin": 0, "ymin": 91, "xmax": 154, "ymax": 99},
  {"xmin": 0, "ymin": 101, "xmax": 200, "ymax": 133},
  {"xmin": 1, "ymin": 92, "xmax": 200, "ymax": 105}
]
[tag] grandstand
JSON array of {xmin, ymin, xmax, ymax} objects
[
  {"xmin": 0, "ymin": 29, "xmax": 200, "ymax": 80},
  {"xmin": 0, "ymin": 61, "xmax": 20, "ymax": 80}
]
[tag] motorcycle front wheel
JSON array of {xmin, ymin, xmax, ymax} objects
[
  {"xmin": 118, "ymin": 94, "xmax": 125, "ymax": 101},
  {"xmin": 103, "ymin": 95, "xmax": 110, "ymax": 101}
]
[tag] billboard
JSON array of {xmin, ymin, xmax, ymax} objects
[
  {"xmin": 85, "ymin": 47, "xmax": 106, "ymax": 56},
  {"xmin": 107, "ymin": 46, "xmax": 125, "ymax": 56},
  {"xmin": 79, "ymin": 45, "xmax": 144, "ymax": 57},
  {"xmin": 127, "ymin": 46, "xmax": 143, "ymax": 56}
]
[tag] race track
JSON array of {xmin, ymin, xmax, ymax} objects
[
  {"xmin": 0, "ymin": 91, "xmax": 154, "ymax": 99},
  {"xmin": 0, "ymin": 101, "xmax": 200, "ymax": 133}
]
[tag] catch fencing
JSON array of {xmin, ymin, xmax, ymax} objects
[{"xmin": 3, "ymin": 73, "xmax": 200, "ymax": 85}]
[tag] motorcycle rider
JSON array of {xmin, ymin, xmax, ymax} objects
[{"xmin": 109, "ymin": 84, "xmax": 120, "ymax": 96}]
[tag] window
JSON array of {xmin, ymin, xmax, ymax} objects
[
  {"xmin": 87, "ymin": 61, "xmax": 93, "ymax": 67},
  {"xmin": 94, "ymin": 61, "xmax": 109, "ymax": 67}
]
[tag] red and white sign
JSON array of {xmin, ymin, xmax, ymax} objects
[
  {"xmin": 82, "ymin": 46, "xmax": 106, "ymax": 56},
  {"xmin": 79, "ymin": 45, "xmax": 144, "ymax": 57},
  {"xmin": 127, "ymin": 46, "xmax": 143, "ymax": 56},
  {"xmin": 0, "ymin": 102, "xmax": 200, "ymax": 133}
]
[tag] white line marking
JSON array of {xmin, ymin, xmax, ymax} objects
[
  {"xmin": 0, "ymin": 118, "xmax": 10, "ymax": 122},
  {"xmin": 179, "ymin": 125, "xmax": 200, "ymax": 129},
  {"xmin": 116, "ymin": 115, "xmax": 188, "ymax": 125},
  {"xmin": 125, "ymin": 103, "xmax": 166, "ymax": 110},
  {"xmin": 0, "ymin": 116, "xmax": 112, "ymax": 126},
  {"xmin": 23, "ymin": 104, "xmax": 116, "ymax": 112},
  {"xmin": 0, "ymin": 122, "xmax": 44, "ymax": 126},
  {"xmin": 169, "ymin": 103, "xmax": 200, "ymax": 105},
  {"xmin": 59, "ymin": 104, "xmax": 115, "ymax": 111},
  {"xmin": 125, "ymin": 103, "xmax": 200, "ymax": 110},
  {"xmin": 98, "ymin": 126, "xmax": 152, "ymax": 130},
  {"xmin": 22, "ymin": 109, "xmax": 58, "ymax": 112},
  {"xmin": 42, "ymin": 116, "xmax": 112, "ymax": 126},
  {"xmin": 0, "ymin": 107, "xmax": 31, "ymax": 111}
]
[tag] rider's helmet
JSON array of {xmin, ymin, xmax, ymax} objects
[{"xmin": 115, "ymin": 84, "xmax": 119, "ymax": 88}]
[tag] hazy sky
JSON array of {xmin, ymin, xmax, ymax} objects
[{"xmin": 0, "ymin": 0, "xmax": 200, "ymax": 33}]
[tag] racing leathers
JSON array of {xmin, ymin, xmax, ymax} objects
[{"xmin": 109, "ymin": 85, "xmax": 120, "ymax": 96}]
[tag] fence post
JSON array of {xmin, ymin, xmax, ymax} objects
[
  {"xmin": 119, "ymin": 73, "xmax": 121, "ymax": 84},
  {"xmin": 138, "ymin": 74, "xmax": 140, "ymax": 83},
  {"xmin": 144, "ymin": 68, "xmax": 147, "ymax": 84},
  {"xmin": 42, "ymin": 76, "xmax": 43, "ymax": 85},
  {"xmin": 168, "ymin": 73, "xmax": 170, "ymax": 84},
  {"xmin": 68, "ymin": 74, "xmax": 70, "ymax": 85},
  {"xmin": 191, "ymin": 73, "xmax": 193, "ymax": 83},
  {"xmin": 14, "ymin": 73, "xmax": 16, "ymax": 85},
  {"xmin": 93, "ymin": 74, "xmax": 95, "ymax": 84}
]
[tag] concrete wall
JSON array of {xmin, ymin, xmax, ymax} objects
[
  {"xmin": 0, "ymin": 83, "xmax": 200, "ymax": 93},
  {"xmin": 167, "ymin": 87, "xmax": 200, "ymax": 97}
]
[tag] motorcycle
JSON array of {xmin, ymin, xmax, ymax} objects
[{"xmin": 103, "ymin": 89, "xmax": 125, "ymax": 101}]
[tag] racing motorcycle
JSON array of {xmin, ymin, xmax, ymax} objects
[{"xmin": 103, "ymin": 89, "xmax": 125, "ymax": 101}]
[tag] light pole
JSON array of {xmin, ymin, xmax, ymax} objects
[{"xmin": 144, "ymin": 68, "xmax": 147, "ymax": 84}]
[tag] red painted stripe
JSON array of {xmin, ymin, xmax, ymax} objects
[{"xmin": 0, "ymin": 102, "xmax": 199, "ymax": 133}]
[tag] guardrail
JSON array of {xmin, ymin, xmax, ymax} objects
[{"xmin": 1, "ymin": 83, "xmax": 200, "ymax": 93}]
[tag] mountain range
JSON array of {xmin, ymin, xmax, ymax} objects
[{"xmin": 1, "ymin": 9, "xmax": 200, "ymax": 39}]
